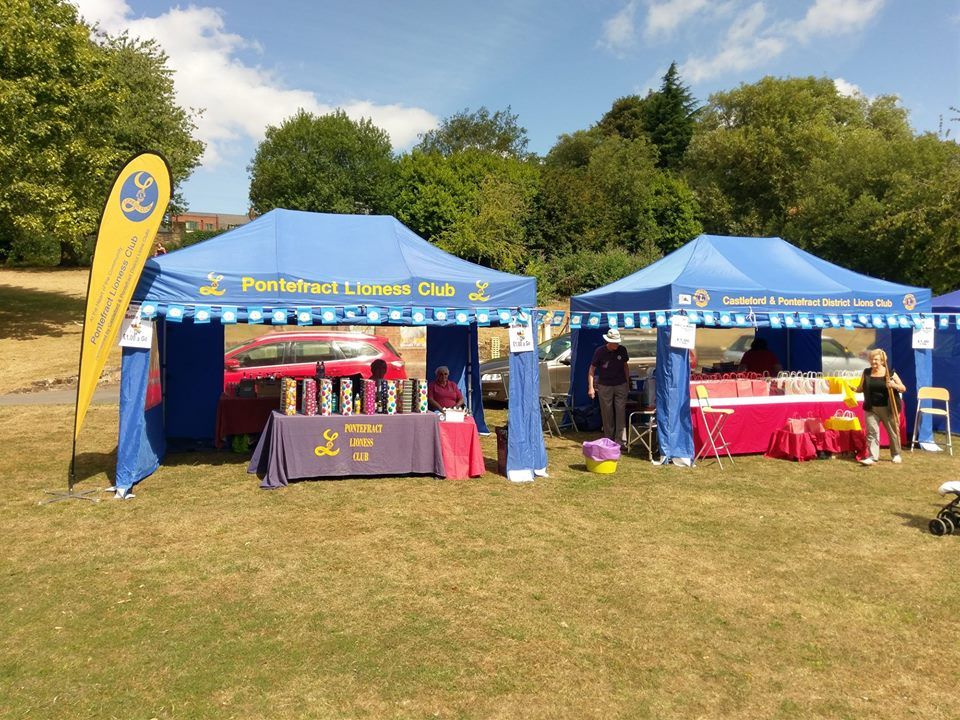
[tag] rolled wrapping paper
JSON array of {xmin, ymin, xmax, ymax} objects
[
  {"xmin": 363, "ymin": 379, "xmax": 377, "ymax": 415},
  {"xmin": 415, "ymin": 379, "xmax": 428, "ymax": 413},
  {"xmin": 339, "ymin": 376, "xmax": 354, "ymax": 415},
  {"xmin": 376, "ymin": 380, "xmax": 387, "ymax": 413},
  {"xmin": 300, "ymin": 378, "xmax": 317, "ymax": 416},
  {"xmin": 319, "ymin": 378, "xmax": 333, "ymax": 416},
  {"xmin": 281, "ymin": 377, "xmax": 297, "ymax": 415},
  {"xmin": 385, "ymin": 379, "xmax": 398, "ymax": 415}
]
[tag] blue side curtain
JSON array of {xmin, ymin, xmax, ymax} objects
[
  {"xmin": 891, "ymin": 329, "xmax": 933, "ymax": 442},
  {"xmin": 569, "ymin": 327, "xmax": 604, "ymax": 407},
  {"xmin": 164, "ymin": 320, "xmax": 224, "ymax": 440},
  {"xmin": 507, "ymin": 321, "xmax": 547, "ymax": 475},
  {"xmin": 655, "ymin": 325, "xmax": 693, "ymax": 459},
  {"xmin": 933, "ymin": 329, "xmax": 960, "ymax": 433},
  {"xmin": 116, "ymin": 346, "xmax": 165, "ymax": 491},
  {"xmin": 426, "ymin": 325, "xmax": 487, "ymax": 433}
]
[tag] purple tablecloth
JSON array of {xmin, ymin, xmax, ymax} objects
[{"xmin": 249, "ymin": 412, "xmax": 446, "ymax": 488}]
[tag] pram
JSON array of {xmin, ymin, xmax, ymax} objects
[{"xmin": 929, "ymin": 481, "xmax": 960, "ymax": 536}]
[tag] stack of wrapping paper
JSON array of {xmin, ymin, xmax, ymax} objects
[
  {"xmin": 281, "ymin": 378, "xmax": 297, "ymax": 415},
  {"xmin": 362, "ymin": 379, "xmax": 377, "ymax": 415},
  {"xmin": 400, "ymin": 379, "xmax": 415, "ymax": 414},
  {"xmin": 339, "ymin": 377, "xmax": 354, "ymax": 415},
  {"xmin": 414, "ymin": 379, "xmax": 428, "ymax": 413},
  {"xmin": 300, "ymin": 379, "xmax": 317, "ymax": 416},
  {"xmin": 384, "ymin": 380, "xmax": 398, "ymax": 414},
  {"xmin": 319, "ymin": 378, "xmax": 333, "ymax": 416}
]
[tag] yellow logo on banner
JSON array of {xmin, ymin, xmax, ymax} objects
[
  {"xmin": 468, "ymin": 281, "xmax": 491, "ymax": 302},
  {"xmin": 314, "ymin": 429, "xmax": 341, "ymax": 457},
  {"xmin": 693, "ymin": 289, "xmax": 711, "ymax": 308},
  {"xmin": 199, "ymin": 272, "xmax": 226, "ymax": 296},
  {"xmin": 75, "ymin": 153, "xmax": 171, "ymax": 440},
  {"xmin": 903, "ymin": 293, "xmax": 917, "ymax": 311}
]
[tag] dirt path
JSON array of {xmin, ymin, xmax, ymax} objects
[{"xmin": 0, "ymin": 383, "xmax": 119, "ymax": 406}]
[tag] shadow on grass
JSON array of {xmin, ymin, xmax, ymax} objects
[
  {"xmin": 73, "ymin": 451, "xmax": 116, "ymax": 483},
  {"xmin": 0, "ymin": 284, "xmax": 85, "ymax": 340},
  {"xmin": 162, "ymin": 450, "xmax": 252, "ymax": 468},
  {"xmin": 893, "ymin": 511, "xmax": 934, "ymax": 533}
]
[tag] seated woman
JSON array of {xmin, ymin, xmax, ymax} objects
[
  {"xmin": 428, "ymin": 366, "xmax": 465, "ymax": 411},
  {"xmin": 738, "ymin": 337, "xmax": 782, "ymax": 375}
]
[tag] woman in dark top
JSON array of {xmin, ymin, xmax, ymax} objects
[
  {"xmin": 855, "ymin": 348, "xmax": 905, "ymax": 465},
  {"xmin": 587, "ymin": 328, "xmax": 630, "ymax": 444}
]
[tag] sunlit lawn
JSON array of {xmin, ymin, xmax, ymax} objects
[
  {"xmin": 1, "ymin": 269, "xmax": 956, "ymax": 719},
  {"xmin": 1, "ymin": 399, "xmax": 958, "ymax": 719}
]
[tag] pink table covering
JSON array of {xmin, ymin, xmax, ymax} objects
[
  {"xmin": 437, "ymin": 416, "xmax": 485, "ymax": 479},
  {"xmin": 764, "ymin": 429, "xmax": 867, "ymax": 461},
  {"xmin": 692, "ymin": 398, "xmax": 906, "ymax": 457}
]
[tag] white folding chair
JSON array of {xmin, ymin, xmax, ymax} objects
[
  {"xmin": 911, "ymin": 386, "xmax": 952, "ymax": 456},
  {"xmin": 538, "ymin": 361, "xmax": 577, "ymax": 436},
  {"xmin": 694, "ymin": 384, "xmax": 735, "ymax": 468}
]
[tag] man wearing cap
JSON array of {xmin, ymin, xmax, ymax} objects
[{"xmin": 587, "ymin": 328, "xmax": 631, "ymax": 444}]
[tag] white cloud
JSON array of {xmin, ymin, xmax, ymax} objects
[
  {"xmin": 680, "ymin": 3, "xmax": 786, "ymax": 83},
  {"xmin": 792, "ymin": 0, "xmax": 885, "ymax": 40},
  {"xmin": 833, "ymin": 77, "xmax": 864, "ymax": 98},
  {"xmin": 70, "ymin": 0, "xmax": 438, "ymax": 166},
  {"xmin": 600, "ymin": 1, "xmax": 639, "ymax": 53},
  {"xmin": 644, "ymin": 0, "xmax": 712, "ymax": 38},
  {"xmin": 674, "ymin": 0, "xmax": 885, "ymax": 84}
]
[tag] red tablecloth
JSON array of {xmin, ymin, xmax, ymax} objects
[
  {"xmin": 215, "ymin": 395, "xmax": 279, "ymax": 448},
  {"xmin": 691, "ymin": 397, "xmax": 906, "ymax": 456},
  {"xmin": 764, "ymin": 428, "xmax": 867, "ymax": 461},
  {"xmin": 437, "ymin": 416, "xmax": 485, "ymax": 479}
]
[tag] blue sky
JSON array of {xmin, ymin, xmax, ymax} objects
[{"xmin": 73, "ymin": 0, "xmax": 959, "ymax": 213}]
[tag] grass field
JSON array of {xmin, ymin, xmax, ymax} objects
[{"xmin": 1, "ymin": 270, "xmax": 957, "ymax": 719}]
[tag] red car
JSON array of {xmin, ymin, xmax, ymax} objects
[{"xmin": 224, "ymin": 331, "xmax": 406, "ymax": 388}]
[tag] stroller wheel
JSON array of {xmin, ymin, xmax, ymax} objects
[
  {"xmin": 929, "ymin": 518, "xmax": 949, "ymax": 536},
  {"xmin": 944, "ymin": 516, "xmax": 956, "ymax": 535}
]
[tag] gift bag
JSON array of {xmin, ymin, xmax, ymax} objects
[
  {"xmin": 804, "ymin": 417, "xmax": 825, "ymax": 433},
  {"xmin": 842, "ymin": 380, "xmax": 858, "ymax": 409},
  {"xmin": 786, "ymin": 417, "xmax": 806, "ymax": 433}
]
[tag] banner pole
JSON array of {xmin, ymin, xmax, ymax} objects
[{"xmin": 42, "ymin": 151, "xmax": 171, "ymax": 505}]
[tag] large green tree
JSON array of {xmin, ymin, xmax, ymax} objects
[
  {"xmin": 389, "ymin": 148, "xmax": 539, "ymax": 273},
  {"xmin": 248, "ymin": 109, "xmax": 395, "ymax": 216},
  {"xmin": 0, "ymin": 0, "xmax": 204, "ymax": 264},
  {"xmin": 597, "ymin": 62, "xmax": 699, "ymax": 168},
  {"xmin": 415, "ymin": 106, "xmax": 530, "ymax": 158}
]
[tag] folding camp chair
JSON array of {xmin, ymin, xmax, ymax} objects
[
  {"xmin": 626, "ymin": 409, "xmax": 658, "ymax": 459},
  {"xmin": 911, "ymin": 386, "xmax": 953, "ymax": 456},
  {"xmin": 539, "ymin": 361, "xmax": 577, "ymax": 437},
  {"xmin": 694, "ymin": 384, "xmax": 735, "ymax": 468}
]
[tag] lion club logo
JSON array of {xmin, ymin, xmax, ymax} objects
[
  {"xmin": 119, "ymin": 171, "xmax": 159, "ymax": 222},
  {"xmin": 902, "ymin": 293, "xmax": 917, "ymax": 311},
  {"xmin": 468, "ymin": 281, "xmax": 491, "ymax": 302},
  {"xmin": 199, "ymin": 272, "xmax": 226, "ymax": 297},
  {"xmin": 693, "ymin": 289, "xmax": 711, "ymax": 308}
]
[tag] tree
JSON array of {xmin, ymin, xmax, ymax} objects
[
  {"xmin": 389, "ymin": 148, "xmax": 539, "ymax": 271},
  {"xmin": 0, "ymin": 0, "xmax": 204, "ymax": 264},
  {"xmin": 248, "ymin": 110, "xmax": 395, "ymax": 216},
  {"xmin": 684, "ymin": 76, "xmax": 911, "ymax": 236},
  {"xmin": 415, "ymin": 106, "xmax": 530, "ymax": 158},
  {"xmin": 643, "ymin": 62, "xmax": 699, "ymax": 168},
  {"xmin": 533, "ymin": 130, "xmax": 699, "ymax": 264},
  {"xmin": 597, "ymin": 63, "xmax": 699, "ymax": 168}
]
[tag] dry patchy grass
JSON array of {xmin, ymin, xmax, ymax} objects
[
  {"xmin": 0, "ymin": 269, "xmax": 122, "ymax": 394},
  {"xmin": 1, "ymin": 403, "xmax": 959, "ymax": 719}
]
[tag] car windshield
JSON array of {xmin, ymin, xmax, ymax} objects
[{"xmin": 538, "ymin": 335, "xmax": 571, "ymax": 361}]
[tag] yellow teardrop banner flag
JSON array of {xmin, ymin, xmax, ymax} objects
[{"xmin": 74, "ymin": 153, "xmax": 171, "ymax": 440}]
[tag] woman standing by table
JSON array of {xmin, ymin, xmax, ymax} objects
[{"xmin": 856, "ymin": 348, "xmax": 905, "ymax": 466}]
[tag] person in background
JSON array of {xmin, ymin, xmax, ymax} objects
[
  {"xmin": 154, "ymin": 240, "xmax": 167, "ymax": 256},
  {"xmin": 370, "ymin": 358, "xmax": 388, "ymax": 380},
  {"xmin": 738, "ymin": 337, "xmax": 782, "ymax": 375},
  {"xmin": 587, "ymin": 328, "xmax": 630, "ymax": 445},
  {"xmin": 855, "ymin": 348, "xmax": 905, "ymax": 466},
  {"xmin": 428, "ymin": 366, "xmax": 465, "ymax": 410}
]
